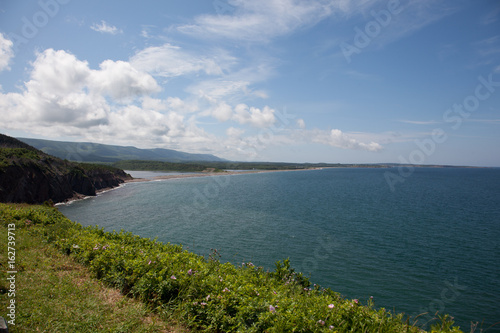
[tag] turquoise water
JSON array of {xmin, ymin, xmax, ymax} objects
[{"xmin": 58, "ymin": 168, "xmax": 500, "ymax": 331}]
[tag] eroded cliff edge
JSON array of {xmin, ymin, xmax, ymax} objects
[{"xmin": 0, "ymin": 134, "xmax": 132, "ymax": 204}]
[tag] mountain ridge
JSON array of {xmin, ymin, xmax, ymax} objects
[{"xmin": 18, "ymin": 137, "xmax": 225, "ymax": 163}]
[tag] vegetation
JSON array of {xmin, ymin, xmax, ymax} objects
[
  {"xmin": 0, "ymin": 204, "xmax": 463, "ymax": 332},
  {"xmin": 111, "ymin": 160, "xmax": 370, "ymax": 172},
  {"xmin": 0, "ymin": 134, "xmax": 131, "ymax": 203},
  {"xmin": 0, "ymin": 204, "xmax": 186, "ymax": 333},
  {"xmin": 0, "ymin": 148, "xmax": 41, "ymax": 171},
  {"xmin": 18, "ymin": 137, "xmax": 224, "ymax": 163}
]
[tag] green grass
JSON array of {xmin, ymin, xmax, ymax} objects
[
  {"xmin": 0, "ymin": 204, "xmax": 186, "ymax": 333},
  {"xmin": 0, "ymin": 204, "xmax": 464, "ymax": 332}
]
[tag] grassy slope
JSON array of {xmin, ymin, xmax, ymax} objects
[
  {"xmin": 0, "ymin": 204, "xmax": 463, "ymax": 332},
  {"xmin": 0, "ymin": 205, "xmax": 187, "ymax": 333}
]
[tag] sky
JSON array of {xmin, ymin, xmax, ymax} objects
[{"xmin": 0, "ymin": 0, "xmax": 499, "ymax": 166}]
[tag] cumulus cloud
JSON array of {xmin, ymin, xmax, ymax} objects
[
  {"xmin": 90, "ymin": 21, "xmax": 123, "ymax": 35},
  {"xmin": 0, "ymin": 49, "xmax": 160, "ymax": 135},
  {"xmin": 89, "ymin": 59, "xmax": 160, "ymax": 102},
  {"xmin": 0, "ymin": 45, "xmax": 385, "ymax": 159},
  {"xmin": 212, "ymin": 102, "xmax": 233, "ymax": 122},
  {"xmin": 0, "ymin": 33, "xmax": 14, "ymax": 72},
  {"xmin": 233, "ymin": 104, "xmax": 276, "ymax": 128}
]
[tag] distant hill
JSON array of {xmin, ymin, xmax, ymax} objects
[
  {"xmin": 18, "ymin": 138, "xmax": 225, "ymax": 163},
  {"xmin": 0, "ymin": 134, "xmax": 131, "ymax": 204}
]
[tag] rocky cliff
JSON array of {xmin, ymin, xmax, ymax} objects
[{"xmin": 0, "ymin": 134, "xmax": 132, "ymax": 204}]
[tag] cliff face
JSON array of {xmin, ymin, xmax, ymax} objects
[{"xmin": 0, "ymin": 134, "xmax": 132, "ymax": 204}]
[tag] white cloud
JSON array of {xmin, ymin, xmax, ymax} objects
[
  {"xmin": 308, "ymin": 128, "xmax": 383, "ymax": 152},
  {"xmin": 212, "ymin": 102, "xmax": 233, "ymax": 122},
  {"xmin": 0, "ymin": 33, "xmax": 14, "ymax": 72},
  {"xmin": 89, "ymin": 59, "xmax": 160, "ymax": 102},
  {"xmin": 226, "ymin": 126, "xmax": 245, "ymax": 138},
  {"xmin": 130, "ymin": 44, "xmax": 235, "ymax": 78},
  {"xmin": 178, "ymin": 0, "xmax": 343, "ymax": 42},
  {"xmin": 233, "ymin": 104, "xmax": 276, "ymax": 128},
  {"xmin": 187, "ymin": 61, "xmax": 275, "ymax": 103},
  {"xmin": 0, "ymin": 49, "xmax": 160, "ymax": 134},
  {"xmin": 90, "ymin": 21, "xmax": 123, "ymax": 35},
  {"xmin": 297, "ymin": 118, "xmax": 306, "ymax": 129},
  {"xmin": 474, "ymin": 35, "xmax": 500, "ymax": 59}
]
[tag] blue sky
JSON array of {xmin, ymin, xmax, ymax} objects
[{"xmin": 0, "ymin": 0, "xmax": 499, "ymax": 166}]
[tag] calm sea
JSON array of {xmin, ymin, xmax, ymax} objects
[{"xmin": 58, "ymin": 168, "xmax": 500, "ymax": 331}]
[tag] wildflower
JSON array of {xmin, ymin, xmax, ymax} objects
[
  {"xmin": 72, "ymin": 244, "xmax": 79, "ymax": 249},
  {"xmin": 318, "ymin": 320, "xmax": 325, "ymax": 326},
  {"xmin": 328, "ymin": 304, "xmax": 335, "ymax": 309},
  {"xmin": 273, "ymin": 291, "xmax": 277, "ymax": 295},
  {"xmin": 353, "ymin": 299, "xmax": 359, "ymax": 304},
  {"xmin": 193, "ymin": 302, "xmax": 198, "ymax": 306},
  {"xmin": 148, "ymin": 261, "xmax": 152, "ymax": 265},
  {"xmin": 187, "ymin": 269, "xmax": 193, "ymax": 275},
  {"xmin": 269, "ymin": 305, "xmax": 276, "ymax": 313},
  {"xmin": 93, "ymin": 245, "xmax": 100, "ymax": 251},
  {"xmin": 200, "ymin": 302, "xmax": 207, "ymax": 306},
  {"xmin": 329, "ymin": 325, "xmax": 335, "ymax": 330},
  {"xmin": 170, "ymin": 275, "xmax": 176, "ymax": 280},
  {"xmin": 206, "ymin": 295, "xmax": 211, "ymax": 301},
  {"xmin": 223, "ymin": 287, "xmax": 230, "ymax": 292}
]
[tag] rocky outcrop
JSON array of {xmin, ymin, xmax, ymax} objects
[{"xmin": 0, "ymin": 134, "xmax": 132, "ymax": 204}]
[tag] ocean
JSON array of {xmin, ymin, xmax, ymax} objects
[{"xmin": 58, "ymin": 167, "xmax": 500, "ymax": 331}]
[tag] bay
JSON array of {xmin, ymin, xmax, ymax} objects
[{"xmin": 58, "ymin": 167, "xmax": 500, "ymax": 331}]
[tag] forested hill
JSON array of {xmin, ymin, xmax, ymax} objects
[
  {"xmin": 19, "ymin": 137, "xmax": 225, "ymax": 163},
  {"xmin": 0, "ymin": 134, "xmax": 131, "ymax": 204}
]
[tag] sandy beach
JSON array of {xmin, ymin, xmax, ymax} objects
[{"xmin": 124, "ymin": 168, "xmax": 315, "ymax": 184}]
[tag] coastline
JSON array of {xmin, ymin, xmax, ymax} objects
[
  {"xmin": 57, "ymin": 168, "xmax": 320, "ymax": 205},
  {"xmin": 125, "ymin": 167, "xmax": 318, "ymax": 184}
]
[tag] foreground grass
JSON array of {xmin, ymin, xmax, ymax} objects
[
  {"xmin": 0, "ymin": 204, "xmax": 463, "ymax": 332},
  {"xmin": 0, "ymin": 204, "xmax": 186, "ymax": 333}
]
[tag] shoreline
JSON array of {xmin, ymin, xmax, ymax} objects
[
  {"xmin": 57, "ymin": 168, "xmax": 321, "ymax": 205},
  {"xmin": 125, "ymin": 167, "xmax": 319, "ymax": 184}
]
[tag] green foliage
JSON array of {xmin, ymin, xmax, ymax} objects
[
  {"xmin": 113, "ymin": 160, "xmax": 209, "ymax": 172},
  {"xmin": 0, "ymin": 203, "xmax": 464, "ymax": 332},
  {"xmin": 0, "ymin": 148, "xmax": 41, "ymax": 170},
  {"xmin": 0, "ymin": 209, "xmax": 183, "ymax": 332},
  {"xmin": 76, "ymin": 162, "xmax": 127, "ymax": 174}
]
